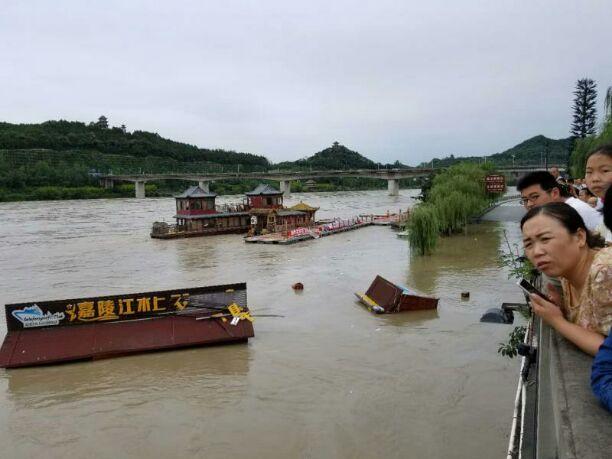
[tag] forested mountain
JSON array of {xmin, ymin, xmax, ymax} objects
[
  {"xmin": 276, "ymin": 141, "xmax": 388, "ymax": 170},
  {"xmin": 418, "ymin": 135, "xmax": 572, "ymax": 168},
  {"xmin": 0, "ymin": 119, "xmax": 270, "ymax": 168}
]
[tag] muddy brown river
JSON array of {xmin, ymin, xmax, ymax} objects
[{"xmin": 0, "ymin": 190, "xmax": 525, "ymax": 458}]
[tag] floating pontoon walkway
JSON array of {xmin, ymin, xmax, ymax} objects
[{"xmin": 244, "ymin": 219, "xmax": 372, "ymax": 245}]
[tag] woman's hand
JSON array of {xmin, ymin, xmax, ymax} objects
[
  {"xmin": 529, "ymin": 292, "xmax": 564, "ymax": 326},
  {"xmin": 529, "ymin": 283, "xmax": 604, "ymax": 356}
]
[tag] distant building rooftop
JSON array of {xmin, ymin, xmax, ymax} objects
[
  {"xmin": 245, "ymin": 184, "xmax": 282, "ymax": 196},
  {"xmin": 175, "ymin": 186, "xmax": 217, "ymax": 199}
]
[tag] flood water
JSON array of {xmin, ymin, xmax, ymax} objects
[{"xmin": 0, "ymin": 190, "xmax": 526, "ymax": 458}]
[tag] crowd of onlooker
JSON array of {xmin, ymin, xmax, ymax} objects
[{"xmin": 516, "ymin": 144, "xmax": 612, "ymax": 412}]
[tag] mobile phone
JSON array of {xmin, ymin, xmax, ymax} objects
[{"xmin": 517, "ymin": 279, "xmax": 549, "ymax": 301}]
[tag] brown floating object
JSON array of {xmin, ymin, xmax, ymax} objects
[
  {"xmin": 355, "ymin": 275, "xmax": 439, "ymax": 314},
  {"xmin": 0, "ymin": 283, "xmax": 254, "ymax": 369},
  {"xmin": 292, "ymin": 282, "xmax": 304, "ymax": 290},
  {"xmin": 461, "ymin": 292, "xmax": 470, "ymax": 300}
]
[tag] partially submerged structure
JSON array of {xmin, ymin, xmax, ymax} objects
[
  {"xmin": 151, "ymin": 184, "xmax": 318, "ymax": 239},
  {"xmin": 0, "ymin": 283, "xmax": 254, "ymax": 368},
  {"xmin": 166, "ymin": 186, "xmax": 251, "ymax": 236},
  {"xmin": 355, "ymin": 275, "xmax": 439, "ymax": 314}
]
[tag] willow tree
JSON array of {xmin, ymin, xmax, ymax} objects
[
  {"xmin": 407, "ymin": 205, "xmax": 439, "ymax": 255},
  {"xmin": 407, "ymin": 162, "xmax": 495, "ymax": 255}
]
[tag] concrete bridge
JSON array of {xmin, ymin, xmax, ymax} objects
[{"xmin": 99, "ymin": 165, "xmax": 562, "ymax": 198}]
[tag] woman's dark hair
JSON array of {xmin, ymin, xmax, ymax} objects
[
  {"xmin": 520, "ymin": 202, "xmax": 605, "ymax": 248},
  {"xmin": 604, "ymin": 186, "xmax": 612, "ymax": 232},
  {"xmin": 587, "ymin": 144, "xmax": 612, "ymax": 160}
]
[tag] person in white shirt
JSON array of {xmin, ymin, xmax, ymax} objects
[{"xmin": 517, "ymin": 171, "xmax": 602, "ymax": 232}]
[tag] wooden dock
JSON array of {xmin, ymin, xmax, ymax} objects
[{"xmin": 244, "ymin": 218, "xmax": 373, "ymax": 245}]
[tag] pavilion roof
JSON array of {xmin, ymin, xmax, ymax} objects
[
  {"xmin": 289, "ymin": 201, "xmax": 319, "ymax": 212},
  {"xmin": 175, "ymin": 186, "xmax": 217, "ymax": 198},
  {"xmin": 245, "ymin": 184, "xmax": 282, "ymax": 196}
]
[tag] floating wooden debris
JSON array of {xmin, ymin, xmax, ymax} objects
[{"xmin": 355, "ymin": 275, "xmax": 439, "ymax": 314}]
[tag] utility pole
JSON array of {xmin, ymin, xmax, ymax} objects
[{"xmin": 544, "ymin": 141, "xmax": 549, "ymax": 171}]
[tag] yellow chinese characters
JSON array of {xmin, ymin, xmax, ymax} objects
[
  {"xmin": 227, "ymin": 303, "xmax": 254, "ymax": 322},
  {"xmin": 64, "ymin": 294, "xmax": 187, "ymax": 323},
  {"xmin": 97, "ymin": 300, "xmax": 119, "ymax": 321},
  {"xmin": 171, "ymin": 293, "xmax": 189, "ymax": 310}
]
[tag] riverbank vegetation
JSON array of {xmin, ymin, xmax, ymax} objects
[
  {"xmin": 570, "ymin": 118, "xmax": 612, "ymax": 178},
  {"xmin": 418, "ymin": 135, "xmax": 572, "ymax": 169},
  {"xmin": 407, "ymin": 163, "xmax": 498, "ymax": 255},
  {"xmin": 569, "ymin": 79, "xmax": 612, "ymax": 178},
  {"xmin": 0, "ymin": 120, "xmax": 270, "ymax": 168}
]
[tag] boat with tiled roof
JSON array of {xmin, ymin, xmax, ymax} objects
[{"xmin": 151, "ymin": 184, "xmax": 318, "ymax": 239}]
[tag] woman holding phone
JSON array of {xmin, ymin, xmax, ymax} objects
[{"xmin": 520, "ymin": 202, "xmax": 612, "ymax": 356}]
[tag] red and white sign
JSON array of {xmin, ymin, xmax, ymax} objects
[{"xmin": 485, "ymin": 175, "xmax": 506, "ymax": 193}]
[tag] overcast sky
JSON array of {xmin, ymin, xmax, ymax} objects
[{"xmin": 1, "ymin": 1, "xmax": 611, "ymax": 165}]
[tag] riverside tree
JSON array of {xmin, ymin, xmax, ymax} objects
[
  {"xmin": 407, "ymin": 163, "xmax": 497, "ymax": 255},
  {"xmin": 571, "ymin": 78, "xmax": 598, "ymax": 139}
]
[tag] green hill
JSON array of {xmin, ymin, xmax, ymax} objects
[
  {"xmin": 418, "ymin": 135, "xmax": 572, "ymax": 168},
  {"xmin": 0, "ymin": 119, "xmax": 270, "ymax": 169},
  {"xmin": 0, "ymin": 118, "xmax": 273, "ymax": 200},
  {"xmin": 276, "ymin": 141, "xmax": 390, "ymax": 170}
]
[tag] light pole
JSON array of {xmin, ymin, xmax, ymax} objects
[{"xmin": 511, "ymin": 154, "xmax": 515, "ymax": 167}]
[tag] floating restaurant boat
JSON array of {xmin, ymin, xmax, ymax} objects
[
  {"xmin": 151, "ymin": 184, "xmax": 318, "ymax": 239},
  {"xmin": 0, "ymin": 283, "xmax": 254, "ymax": 368},
  {"xmin": 355, "ymin": 275, "xmax": 439, "ymax": 314}
]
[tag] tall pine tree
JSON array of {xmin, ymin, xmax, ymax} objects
[{"xmin": 571, "ymin": 78, "xmax": 597, "ymax": 138}]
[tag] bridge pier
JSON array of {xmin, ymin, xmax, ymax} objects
[
  {"xmin": 280, "ymin": 180, "xmax": 291, "ymax": 197},
  {"xmin": 387, "ymin": 179, "xmax": 399, "ymax": 196},
  {"xmin": 198, "ymin": 180, "xmax": 210, "ymax": 193},
  {"xmin": 135, "ymin": 181, "xmax": 146, "ymax": 199}
]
